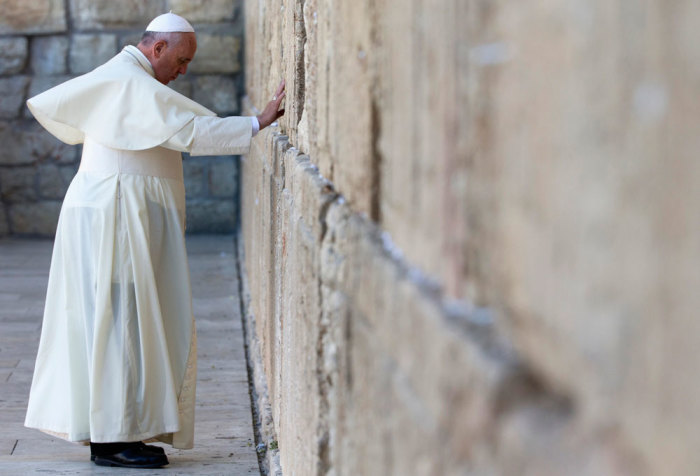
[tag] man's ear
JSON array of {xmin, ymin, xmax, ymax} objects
[{"xmin": 153, "ymin": 40, "xmax": 167, "ymax": 58}]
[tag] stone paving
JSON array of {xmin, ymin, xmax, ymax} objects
[{"xmin": 0, "ymin": 236, "xmax": 260, "ymax": 475}]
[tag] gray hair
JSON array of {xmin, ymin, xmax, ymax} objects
[{"xmin": 138, "ymin": 31, "xmax": 187, "ymax": 47}]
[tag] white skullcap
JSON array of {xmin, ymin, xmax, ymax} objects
[{"xmin": 146, "ymin": 12, "xmax": 195, "ymax": 33}]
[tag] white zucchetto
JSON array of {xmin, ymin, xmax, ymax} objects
[{"xmin": 145, "ymin": 12, "xmax": 195, "ymax": 33}]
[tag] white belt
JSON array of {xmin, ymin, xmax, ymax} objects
[{"xmin": 79, "ymin": 138, "xmax": 183, "ymax": 181}]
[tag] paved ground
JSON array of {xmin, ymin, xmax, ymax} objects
[{"xmin": 0, "ymin": 236, "xmax": 260, "ymax": 475}]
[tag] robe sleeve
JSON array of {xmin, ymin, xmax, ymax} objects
[{"xmin": 162, "ymin": 116, "xmax": 255, "ymax": 156}]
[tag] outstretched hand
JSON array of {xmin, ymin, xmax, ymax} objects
[{"xmin": 257, "ymin": 79, "xmax": 286, "ymax": 130}]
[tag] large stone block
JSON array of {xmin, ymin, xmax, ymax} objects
[
  {"xmin": 0, "ymin": 167, "xmax": 37, "ymax": 203},
  {"xmin": 118, "ymin": 33, "xmax": 143, "ymax": 50},
  {"xmin": 69, "ymin": 0, "xmax": 165, "ymax": 29},
  {"xmin": 185, "ymin": 198, "xmax": 235, "ymax": 233},
  {"xmin": 0, "ymin": 37, "xmax": 28, "ymax": 75},
  {"xmin": 182, "ymin": 157, "xmax": 206, "ymax": 197},
  {"xmin": 25, "ymin": 75, "xmax": 72, "ymax": 118},
  {"xmin": 0, "ymin": 207, "xmax": 8, "ymax": 236},
  {"xmin": 168, "ymin": 76, "xmax": 193, "ymax": 98},
  {"xmin": 192, "ymin": 75, "xmax": 238, "ymax": 115},
  {"xmin": 0, "ymin": 0, "xmax": 67, "ymax": 35},
  {"xmin": 0, "ymin": 77, "xmax": 29, "ymax": 119},
  {"xmin": 189, "ymin": 33, "xmax": 240, "ymax": 74},
  {"xmin": 69, "ymin": 34, "xmax": 117, "ymax": 74},
  {"xmin": 8, "ymin": 201, "xmax": 61, "ymax": 236},
  {"xmin": 30, "ymin": 36, "xmax": 69, "ymax": 75},
  {"xmin": 208, "ymin": 158, "xmax": 237, "ymax": 197},
  {"xmin": 167, "ymin": 0, "xmax": 237, "ymax": 23},
  {"xmin": 0, "ymin": 121, "xmax": 78, "ymax": 165},
  {"xmin": 27, "ymin": 75, "xmax": 71, "ymax": 99},
  {"xmin": 38, "ymin": 164, "xmax": 72, "ymax": 199}
]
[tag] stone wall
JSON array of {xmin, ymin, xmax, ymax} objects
[
  {"xmin": 0, "ymin": 0, "xmax": 244, "ymax": 235},
  {"xmin": 241, "ymin": 1, "xmax": 700, "ymax": 475}
]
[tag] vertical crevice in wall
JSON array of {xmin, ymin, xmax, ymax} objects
[
  {"xmin": 369, "ymin": 98, "xmax": 382, "ymax": 223},
  {"xmin": 294, "ymin": 0, "xmax": 307, "ymax": 129},
  {"xmin": 368, "ymin": 0, "xmax": 383, "ymax": 224},
  {"xmin": 316, "ymin": 191, "xmax": 340, "ymax": 476}
]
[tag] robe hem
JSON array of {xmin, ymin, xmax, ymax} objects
[{"xmin": 24, "ymin": 424, "xmax": 190, "ymax": 449}]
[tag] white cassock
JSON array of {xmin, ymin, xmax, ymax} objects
[{"xmin": 24, "ymin": 45, "xmax": 254, "ymax": 449}]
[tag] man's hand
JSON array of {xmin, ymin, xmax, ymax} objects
[{"xmin": 257, "ymin": 79, "xmax": 286, "ymax": 130}]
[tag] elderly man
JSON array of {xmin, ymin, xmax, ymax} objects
[{"xmin": 23, "ymin": 13, "xmax": 284, "ymax": 469}]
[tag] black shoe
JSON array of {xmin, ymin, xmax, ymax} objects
[
  {"xmin": 90, "ymin": 441, "xmax": 166, "ymax": 461},
  {"xmin": 138, "ymin": 441, "xmax": 166, "ymax": 455},
  {"xmin": 93, "ymin": 446, "xmax": 169, "ymax": 468}
]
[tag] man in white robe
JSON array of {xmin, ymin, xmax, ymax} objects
[{"xmin": 23, "ymin": 12, "xmax": 285, "ymax": 469}]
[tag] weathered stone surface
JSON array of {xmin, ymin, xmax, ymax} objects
[
  {"xmin": 30, "ymin": 36, "xmax": 68, "ymax": 75},
  {"xmin": 0, "ymin": 207, "xmax": 8, "ymax": 236},
  {"xmin": 0, "ymin": 121, "xmax": 78, "ymax": 166},
  {"xmin": 185, "ymin": 198, "xmax": 235, "ymax": 233},
  {"xmin": 25, "ymin": 75, "xmax": 72, "ymax": 118},
  {"xmin": 0, "ymin": 0, "xmax": 67, "ymax": 35},
  {"xmin": 7, "ymin": 201, "xmax": 61, "ymax": 236},
  {"xmin": 26, "ymin": 75, "xmax": 71, "ymax": 99},
  {"xmin": 69, "ymin": 34, "xmax": 117, "ymax": 74},
  {"xmin": 1, "ymin": 0, "xmax": 246, "ymax": 237},
  {"xmin": 69, "ymin": 0, "xmax": 165, "ymax": 29},
  {"xmin": 183, "ymin": 157, "xmax": 206, "ymax": 197},
  {"xmin": 192, "ymin": 76, "xmax": 238, "ymax": 114},
  {"xmin": 209, "ymin": 158, "xmax": 237, "ymax": 197},
  {"xmin": 167, "ymin": 0, "xmax": 237, "ymax": 23},
  {"xmin": 169, "ymin": 77, "xmax": 193, "ymax": 98},
  {"xmin": 0, "ymin": 167, "xmax": 36, "ymax": 203},
  {"xmin": 243, "ymin": 1, "xmax": 700, "ymax": 475},
  {"xmin": 189, "ymin": 34, "xmax": 240, "ymax": 74},
  {"xmin": 0, "ymin": 77, "xmax": 29, "ymax": 120},
  {"xmin": 0, "ymin": 37, "xmax": 28, "ymax": 75},
  {"xmin": 37, "ymin": 164, "xmax": 72, "ymax": 199},
  {"xmin": 118, "ymin": 33, "xmax": 143, "ymax": 50}
]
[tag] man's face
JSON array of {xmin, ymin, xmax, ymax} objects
[{"xmin": 151, "ymin": 33, "xmax": 197, "ymax": 85}]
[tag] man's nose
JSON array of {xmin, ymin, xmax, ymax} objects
[{"xmin": 179, "ymin": 64, "xmax": 188, "ymax": 75}]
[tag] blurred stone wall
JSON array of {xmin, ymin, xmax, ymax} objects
[
  {"xmin": 0, "ymin": 0, "xmax": 244, "ymax": 235},
  {"xmin": 242, "ymin": 1, "xmax": 700, "ymax": 475}
]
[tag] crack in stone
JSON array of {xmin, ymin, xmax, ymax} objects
[{"xmin": 295, "ymin": 0, "xmax": 307, "ymax": 128}]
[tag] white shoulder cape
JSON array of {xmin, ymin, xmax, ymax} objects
[{"xmin": 26, "ymin": 47, "xmax": 216, "ymax": 150}]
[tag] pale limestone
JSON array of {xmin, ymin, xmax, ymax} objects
[
  {"xmin": 30, "ymin": 36, "xmax": 68, "ymax": 75},
  {"xmin": 37, "ymin": 164, "xmax": 71, "ymax": 200},
  {"xmin": 69, "ymin": 34, "xmax": 117, "ymax": 74},
  {"xmin": 0, "ymin": 208, "xmax": 8, "ymax": 236},
  {"xmin": 0, "ymin": 167, "xmax": 36, "ymax": 204},
  {"xmin": 0, "ymin": 122, "xmax": 77, "ymax": 166},
  {"xmin": 243, "ymin": 1, "xmax": 700, "ymax": 474},
  {"xmin": 167, "ymin": 0, "xmax": 237, "ymax": 23},
  {"xmin": 209, "ymin": 159, "xmax": 237, "ymax": 197},
  {"xmin": 189, "ymin": 34, "xmax": 240, "ymax": 74},
  {"xmin": 192, "ymin": 75, "xmax": 238, "ymax": 115},
  {"xmin": 69, "ymin": 0, "xmax": 165, "ymax": 29},
  {"xmin": 0, "ymin": 0, "xmax": 66, "ymax": 35},
  {"xmin": 8, "ymin": 201, "xmax": 61, "ymax": 235},
  {"xmin": 0, "ymin": 37, "xmax": 28, "ymax": 75},
  {"xmin": 118, "ymin": 33, "xmax": 143, "ymax": 50},
  {"xmin": 185, "ymin": 199, "xmax": 235, "ymax": 233},
  {"xmin": 183, "ymin": 158, "xmax": 206, "ymax": 197},
  {"xmin": 25, "ymin": 76, "xmax": 72, "ymax": 119},
  {"xmin": 168, "ymin": 76, "xmax": 193, "ymax": 98},
  {"xmin": 0, "ymin": 77, "xmax": 29, "ymax": 120},
  {"xmin": 26, "ymin": 75, "xmax": 71, "ymax": 101}
]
